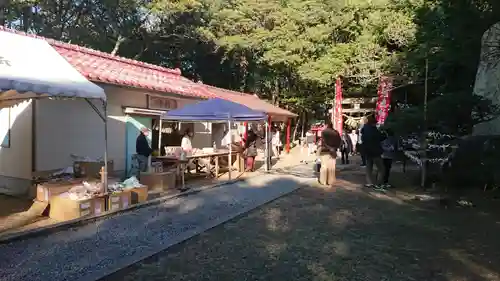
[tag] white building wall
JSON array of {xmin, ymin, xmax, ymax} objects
[
  {"xmin": 0, "ymin": 101, "xmax": 33, "ymax": 196},
  {"xmin": 0, "ymin": 84, "xmax": 207, "ymax": 196},
  {"xmin": 35, "ymin": 85, "xmax": 200, "ymax": 173},
  {"xmin": 192, "ymin": 122, "xmax": 212, "ymax": 148},
  {"xmin": 35, "ymin": 85, "xmax": 147, "ymax": 173}
]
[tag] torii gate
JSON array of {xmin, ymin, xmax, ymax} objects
[{"xmin": 330, "ymin": 76, "xmax": 393, "ymax": 131}]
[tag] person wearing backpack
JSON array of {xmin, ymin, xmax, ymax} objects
[{"xmin": 381, "ymin": 129, "xmax": 398, "ymax": 188}]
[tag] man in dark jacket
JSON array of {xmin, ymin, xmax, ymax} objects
[
  {"xmin": 136, "ymin": 127, "xmax": 153, "ymax": 173},
  {"xmin": 360, "ymin": 115, "xmax": 385, "ymax": 187}
]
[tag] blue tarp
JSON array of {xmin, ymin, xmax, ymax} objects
[{"xmin": 161, "ymin": 98, "xmax": 267, "ymax": 121}]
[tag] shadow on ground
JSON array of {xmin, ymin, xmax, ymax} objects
[{"xmin": 101, "ymin": 170, "xmax": 500, "ymax": 281}]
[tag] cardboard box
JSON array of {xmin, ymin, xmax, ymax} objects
[
  {"xmin": 140, "ymin": 171, "xmax": 176, "ymax": 191},
  {"xmin": 107, "ymin": 190, "xmax": 132, "ymax": 212},
  {"xmin": 32, "ymin": 169, "xmax": 64, "ymax": 181},
  {"xmin": 49, "ymin": 194, "xmax": 106, "ymax": 221},
  {"xmin": 74, "ymin": 160, "xmax": 114, "ymax": 178},
  {"xmin": 130, "ymin": 186, "xmax": 148, "ymax": 204},
  {"xmin": 36, "ymin": 180, "xmax": 81, "ymax": 202}
]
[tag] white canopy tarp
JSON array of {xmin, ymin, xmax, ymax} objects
[{"xmin": 0, "ymin": 30, "xmax": 106, "ymax": 104}]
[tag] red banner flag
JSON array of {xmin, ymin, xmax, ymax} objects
[
  {"xmin": 376, "ymin": 76, "xmax": 392, "ymax": 125},
  {"xmin": 334, "ymin": 77, "xmax": 343, "ymax": 135}
]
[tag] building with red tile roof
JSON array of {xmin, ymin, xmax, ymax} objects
[
  {"xmin": 0, "ymin": 26, "xmax": 295, "ymax": 119},
  {"xmin": 0, "ymin": 27, "xmax": 297, "ymax": 194}
]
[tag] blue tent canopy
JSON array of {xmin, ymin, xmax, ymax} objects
[{"xmin": 161, "ymin": 98, "xmax": 267, "ymax": 121}]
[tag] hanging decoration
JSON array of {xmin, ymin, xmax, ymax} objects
[
  {"xmin": 334, "ymin": 77, "xmax": 343, "ymax": 135},
  {"xmin": 375, "ymin": 76, "xmax": 393, "ymax": 125},
  {"xmin": 401, "ymin": 131, "xmax": 458, "ymax": 167}
]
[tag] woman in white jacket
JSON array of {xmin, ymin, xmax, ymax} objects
[{"xmin": 271, "ymin": 128, "xmax": 282, "ymax": 159}]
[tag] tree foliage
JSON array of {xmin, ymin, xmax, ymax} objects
[{"xmin": 2, "ymin": 0, "xmax": 500, "ymax": 133}]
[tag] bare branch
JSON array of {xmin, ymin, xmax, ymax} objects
[{"xmin": 110, "ymin": 35, "xmax": 126, "ymax": 56}]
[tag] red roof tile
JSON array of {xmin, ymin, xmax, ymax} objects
[
  {"xmin": 0, "ymin": 27, "xmax": 295, "ymax": 118},
  {"xmin": 53, "ymin": 45, "xmax": 214, "ymax": 98},
  {"xmin": 0, "ymin": 27, "xmax": 213, "ymax": 99},
  {"xmin": 203, "ymin": 85, "xmax": 297, "ymax": 119}
]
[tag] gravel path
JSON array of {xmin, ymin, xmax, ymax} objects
[
  {"xmin": 102, "ymin": 173, "xmax": 500, "ymax": 281},
  {"xmin": 0, "ymin": 174, "xmax": 309, "ymax": 281}
]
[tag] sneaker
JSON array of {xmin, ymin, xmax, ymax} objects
[
  {"xmin": 364, "ymin": 184, "xmax": 374, "ymax": 188},
  {"xmin": 372, "ymin": 185, "xmax": 387, "ymax": 192}
]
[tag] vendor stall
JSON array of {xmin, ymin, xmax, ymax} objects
[
  {"xmin": 159, "ymin": 98, "xmax": 267, "ymax": 188},
  {"xmin": 0, "ymin": 29, "xmax": 112, "ymax": 222},
  {"xmin": 201, "ymin": 86, "xmax": 297, "ymax": 171}
]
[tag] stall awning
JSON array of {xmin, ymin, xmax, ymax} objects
[
  {"xmin": 161, "ymin": 98, "xmax": 267, "ymax": 122},
  {"xmin": 0, "ymin": 30, "xmax": 105, "ymax": 104},
  {"xmin": 203, "ymin": 85, "xmax": 297, "ymax": 121}
]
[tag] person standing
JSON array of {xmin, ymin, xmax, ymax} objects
[
  {"xmin": 244, "ymin": 129, "xmax": 259, "ymax": 171},
  {"xmin": 181, "ymin": 128, "xmax": 194, "ymax": 153},
  {"xmin": 340, "ymin": 130, "xmax": 353, "ymax": 164},
  {"xmin": 348, "ymin": 130, "xmax": 358, "ymax": 155},
  {"xmin": 271, "ymin": 127, "xmax": 282, "ymax": 160},
  {"xmin": 136, "ymin": 127, "xmax": 153, "ymax": 174},
  {"xmin": 358, "ymin": 117, "xmax": 368, "ymax": 167},
  {"xmin": 360, "ymin": 115, "xmax": 385, "ymax": 188},
  {"xmin": 317, "ymin": 121, "xmax": 341, "ymax": 186},
  {"xmin": 305, "ymin": 130, "xmax": 315, "ymax": 155},
  {"xmin": 381, "ymin": 129, "xmax": 398, "ymax": 188},
  {"xmin": 181, "ymin": 128, "xmax": 196, "ymax": 173}
]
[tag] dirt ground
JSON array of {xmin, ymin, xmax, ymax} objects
[{"xmin": 102, "ymin": 168, "xmax": 500, "ymax": 281}]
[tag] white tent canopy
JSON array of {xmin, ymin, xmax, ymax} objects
[
  {"xmin": 0, "ymin": 29, "xmax": 109, "ymax": 192},
  {"xmin": 0, "ymin": 30, "xmax": 105, "ymax": 105}
]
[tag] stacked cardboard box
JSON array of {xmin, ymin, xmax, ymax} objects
[
  {"xmin": 49, "ymin": 194, "xmax": 106, "ymax": 221},
  {"xmin": 140, "ymin": 171, "xmax": 176, "ymax": 191},
  {"xmin": 36, "ymin": 180, "xmax": 82, "ymax": 202},
  {"xmin": 107, "ymin": 190, "xmax": 132, "ymax": 212}
]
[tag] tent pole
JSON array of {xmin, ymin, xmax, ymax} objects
[
  {"xmin": 84, "ymin": 98, "xmax": 107, "ymax": 193},
  {"xmin": 158, "ymin": 118, "xmax": 163, "ymax": 155},
  {"xmin": 102, "ymin": 101, "xmax": 108, "ymax": 194},
  {"xmin": 266, "ymin": 116, "xmax": 272, "ymax": 171},
  {"xmin": 265, "ymin": 117, "xmax": 269, "ymax": 171},
  {"xmin": 228, "ymin": 116, "xmax": 232, "ymax": 180},
  {"xmin": 244, "ymin": 122, "xmax": 248, "ymax": 140},
  {"xmin": 85, "ymin": 98, "xmax": 105, "ymax": 121}
]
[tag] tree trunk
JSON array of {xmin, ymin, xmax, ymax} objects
[
  {"xmin": 292, "ymin": 117, "xmax": 299, "ymax": 143},
  {"xmin": 22, "ymin": 5, "xmax": 30, "ymax": 32},
  {"xmin": 301, "ymin": 111, "xmax": 306, "ymax": 138},
  {"xmin": 111, "ymin": 35, "xmax": 126, "ymax": 56},
  {"xmin": 0, "ymin": 1, "xmax": 8, "ymax": 26},
  {"xmin": 0, "ymin": 9, "xmax": 4, "ymax": 27}
]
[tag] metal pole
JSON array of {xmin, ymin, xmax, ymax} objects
[
  {"xmin": 424, "ymin": 58, "xmax": 428, "ymax": 129},
  {"xmin": 158, "ymin": 119, "xmax": 163, "ymax": 155},
  {"xmin": 265, "ymin": 118, "xmax": 269, "ymax": 171},
  {"xmin": 421, "ymin": 58, "xmax": 429, "ymax": 188},
  {"xmin": 228, "ymin": 116, "xmax": 232, "ymax": 180},
  {"xmin": 102, "ymin": 101, "xmax": 108, "ymax": 194},
  {"xmin": 267, "ymin": 116, "xmax": 272, "ymax": 171}
]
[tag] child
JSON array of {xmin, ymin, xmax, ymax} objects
[{"xmin": 381, "ymin": 129, "xmax": 398, "ymax": 188}]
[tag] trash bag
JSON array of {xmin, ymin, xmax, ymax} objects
[{"xmin": 122, "ymin": 176, "xmax": 142, "ymax": 188}]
